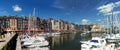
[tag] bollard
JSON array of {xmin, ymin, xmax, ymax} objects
[
  {"xmin": 3, "ymin": 34, "xmax": 5, "ymax": 38},
  {"xmin": 5, "ymin": 34, "xmax": 7, "ymax": 38},
  {"xmin": 0, "ymin": 35, "xmax": 1, "ymax": 39},
  {"xmin": 1, "ymin": 35, "xmax": 4, "ymax": 39}
]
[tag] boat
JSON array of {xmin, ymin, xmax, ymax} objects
[
  {"xmin": 21, "ymin": 33, "xmax": 49, "ymax": 48},
  {"xmin": 81, "ymin": 37, "xmax": 120, "ymax": 50},
  {"xmin": 27, "ymin": 37, "xmax": 49, "ymax": 47},
  {"xmin": 81, "ymin": 43, "xmax": 101, "ymax": 50},
  {"xmin": 21, "ymin": 36, "xmax": 49, "ymax": 48},
  {"xmin": 53, "ymin": 32, "xmax": 61, "ymax": 35},
  {"xmin": 28, "ymin": 47, "xmax": 50, "ymax": 50},
  {"xmin": 81, "ymin": 44, "xmax": 91, "ymax": 50},
  {"xmin": 21, "ymin": 8, "xmax": 49, "ymax": 48},
  {"xmin": 50, "ymin": 32, "xmax": 61, "ymax": 36}
]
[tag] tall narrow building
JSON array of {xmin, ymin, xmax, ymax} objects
[{"xmin": 9, "ymin": 16, "xmax": 17, "ymax": 31}]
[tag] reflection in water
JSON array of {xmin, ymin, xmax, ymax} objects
[{"xmin": 49, "ymin": 33, "xmax": 81, "ymax": 50}]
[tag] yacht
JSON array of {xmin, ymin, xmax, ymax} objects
[
  {"xmin": 28, "ymin": 47, "xmax": 50, "ymax": 50},
  {"xmin": 21, "ymin": 33, "xmax": 49, "ymax": 48},
  {"xmin": 53, "ymin": 32, "xmax": 61, "ymax": 35},
  {"xmin": 81, "ymin": 37, "xmax": 119, "ymax": 50},
  {"xmin": 21, "ymin": 8, "xmax": 49, "ymax": 48}
]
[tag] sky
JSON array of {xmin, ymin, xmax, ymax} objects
[{"xmin": 0, "ymin": 0, "xmax": 120, "ymax": 24}]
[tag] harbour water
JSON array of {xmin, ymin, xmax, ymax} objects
[
  {"xmin": 49, "ymin": 33, "xmax": 81, "ymax": 50},
  {"xmin": 23, "ymin": 33, "xmax": 82, "ymax": 50}
]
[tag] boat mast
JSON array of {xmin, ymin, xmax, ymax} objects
[
  {"xmin": 28, "ymin": 14, "xmax": 31, "ymax": 34},
  {"xmin": 108, "ymin": 11, "xmax": 112, "ymax": 35},
  {"xmin": 32, "ymin": 8, "xmax": 36, "ymax": 34},
  {"xmin": 116, "ymin": 14, "xmax": 120, "ymax": 35},
  {"xmin": 111, "ymin": 11, "xmax": 114, "ymax": 35},
  {"xmin": 103, "ymin": 8, "xmax": 107, "ymax": 33},
  {"xmin": 113, "ymin": 12, "xmax": 120, "ymax": 34},
  {"xmin": 33, "ymin": 8, "xmax": 36, "ymax": 17}
]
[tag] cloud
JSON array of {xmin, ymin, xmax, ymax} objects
[
  {"xmin": 106, "ymin": 11, "xmax": 120, "ymax": 15},
  {"xmin": 12, "ymin": 5, "xmax": 22, "ymax": 12},
  {"xmin": 115, "ymin": 1, "xmax": 120, "ymax": 7},
  {"xmin": 75, "ymin": 22, "xmax": 80, "ymax": 25},
  {"xmin": 0, "ymin": 8, "xmax": 9, "ymax": 15},
  {"xmin": 82, "ymin": 19, "xmax": 89, "ymax": 24},
  {"xmin": 97, "ymin": 19, "xmax": 101, "ymax": 21},
  {"xmin": 97, "ymin": 1, "xmax": 120, "ymax": 14},
  {"xmin": 52, "ymin": 0, "xmax": 65, "ymax": 10},
  {"xmin": 52, "ymin": 0, "xmax": 83, "ymax": 11},
  {"xmin": 97, "ymin": 3, "xmax": 114, "ymax": 13},
  {"xmin": 65, "ymin": 12, "xmax": 71, "ymax": 15}
]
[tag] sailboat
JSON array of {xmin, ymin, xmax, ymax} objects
[
  {"xmin": 104, "ymin": 11, "xmax": 120, "ymax": 42},
  {"xmin": 28, "ymin": 47, "xmax": 50, "ymax": 50},
  {"xmin": 21, "ymin": 8, "xmax": 49, "ymax": 48},
  {"xmin": 81, "ymin": 11, "xmax": 120, "ymax": 50}
]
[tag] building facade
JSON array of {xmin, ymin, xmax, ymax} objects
[
  {"xmin": 0, "ymin": 16, "xmax": 9, "ymax": 31},
  {"xmin": 0, "ymin": 16, "xmax": 77, "ymax": 32},
  {"xmin": 9, "ymin": 16, "xmax": 17, "ymax": 30},
  {"xmin": 79, "ymin": 25, "xmax": 91, "ymax": 32},
  {"xmin": 17, "ymin": 17, "xmax": 23, "ymax": 30},
  {"xmin": 91, "ymin": 24, "xmax": 101, "ymax": 32}
]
